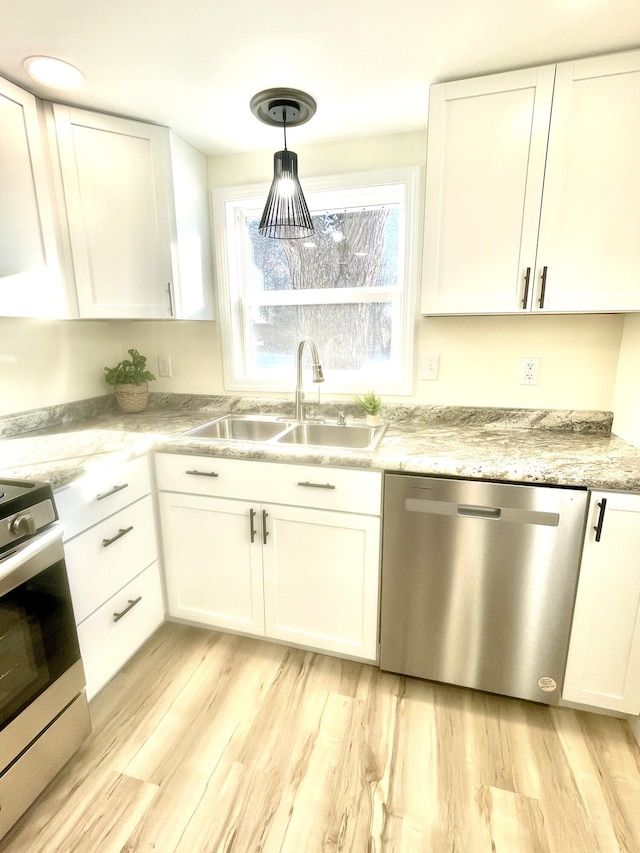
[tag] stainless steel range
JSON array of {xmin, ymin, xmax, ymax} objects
[{"xmin": 0, "ymin": 477, "xmax": 90, "ymax": 839}]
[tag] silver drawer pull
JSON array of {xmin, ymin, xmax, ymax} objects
[
  {"xmin": 113, "ymin": 596, "xmax": 142, "ymax": 623},
  {"xmin": 96, "ymin": 483, "xmax": 128, "ymax": 501},
  {"xmin": 297, "ymin": 481, "xmax": 336, "ymax": 490},
  {"xmin": 186, "ymin": 469, "xmax": 219, "ymax": 478},
  {"xmin": 102, "ymin": 526, "xmax": 134, "ymax": 547}
]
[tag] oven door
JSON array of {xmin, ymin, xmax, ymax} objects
[{"xmin": 0, "ymin": 524, "xmax": 86, "ymax": 772}]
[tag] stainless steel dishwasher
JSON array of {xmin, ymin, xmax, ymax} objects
[{"xmin": 379, "ymin": 474, "xmax": 589, "ymax": 704}]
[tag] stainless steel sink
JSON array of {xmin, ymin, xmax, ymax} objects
[
  {"xmin": 186, "ymin": 415, "xmax": 290, "ymax": 441},
  {"xmin": 184, "ymin": 414, "xmax": 386, "ymax": 451},
  {"xmin": 276, "ymin": 421, "xmax": 387, "ymax": 451}
]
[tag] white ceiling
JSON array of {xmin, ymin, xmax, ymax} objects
[{"xmin": 1, "ymin": 0, "xmax": 639, "ymax": 156}]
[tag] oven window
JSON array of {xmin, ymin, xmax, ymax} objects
[{"xmin": 0, "ymin": 559, "xmax": 80, "ymax": 731}]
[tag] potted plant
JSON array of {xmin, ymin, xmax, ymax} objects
[
  {"xmin": 104, "ymin": 348, "xmax": 156, "ymax": 413},
  {"xmin": 355, "ymin": 390, "xmax": 382, "ymax": 426}
]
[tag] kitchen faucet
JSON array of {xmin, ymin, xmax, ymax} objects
[{"xmin": 294, "ymin": 337, "xmax": 324, "ymax": 420}]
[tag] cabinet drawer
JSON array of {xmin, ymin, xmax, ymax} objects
[
  {"xmin": 155, "ymin": 453, "xmax": 382, "ymax": 515},
  {"xmin": 66, "ymin": 495, "xmax": 158, "ymax": 624},
  {"xmin": 155, "ymin": 453, "xmax": 261, "ymax": 499},
  {"xmin": 77, "ymin": 561, "xmax": 164, "ymax": 700},
  {"xmin": 260, "ymin": 462, "xmax": 382, "ymax": 515},
  {"xmin": 55, "ymin": 455, "xmax": 151, "ymax": 541}
]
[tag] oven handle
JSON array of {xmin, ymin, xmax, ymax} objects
[{"xmin": 0, "ymin": 524, "xmax": 65, "ymax": 594}]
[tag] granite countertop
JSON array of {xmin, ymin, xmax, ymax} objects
[{"xmin": 1, "ymin": 394, "xmax": 639, "ymax": 492}]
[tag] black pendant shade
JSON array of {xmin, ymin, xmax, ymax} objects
[
  {"xmin": 259, "ymin": 150, "xmax": 314, "ymax": 239},
  {"xmin": 250, "ymin": 88, "xmax": 317, "ymax": 240}
]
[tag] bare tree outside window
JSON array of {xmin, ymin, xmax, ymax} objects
[{"xmin": 247, "ymin": 207, "xmax": 399, "ymax": 372}]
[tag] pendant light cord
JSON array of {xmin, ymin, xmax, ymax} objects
[{"xmin": 282, "ymin": 107, "xmax": 288, "ymax": 151}]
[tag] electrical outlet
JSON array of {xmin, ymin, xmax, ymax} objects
[
  {"xmin": 158, "ymin": 355, "xmax": 173, "ymax": 378},
  {"xmin": 420, "ymin": 353, "xmax": 440, "ymax": 381},
  {"xmin": 519, "ymin": 356, "xmax": 540, "ymax": 385}
]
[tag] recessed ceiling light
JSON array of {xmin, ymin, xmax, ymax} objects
[{"xmin": 23, "ymin": 56, "xmax": 85, "ymax": 89}]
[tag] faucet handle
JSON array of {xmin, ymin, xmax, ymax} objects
[{"xmin": 337, "ymin": 410, "xmax": 346, "ymax": 426}]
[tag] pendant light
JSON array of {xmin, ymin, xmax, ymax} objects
[{"xmin": 250, "ymin": 88, "xmax": 317, "ymax": 239}]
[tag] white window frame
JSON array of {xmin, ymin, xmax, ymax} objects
[{"xmin": 211, "ymin": 167, "xmax": 421, "ymax": 395}]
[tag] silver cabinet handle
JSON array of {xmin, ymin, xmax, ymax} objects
[
  {"xmin": 102, "ymin": 525, "xmax": 134, "ymax": 547},
  {"xmin": 297, "ymin": 481, "xmax": 336, "ymax": 490},
  {"xmin": 186, "ymin": 469, "xmax": 219, "ymax": 478},
  {"xmin": 113, "ymin": 596, "xmax": 142, "ymax": 623},
  {"xmin": 96, "ymin": 483, "xmax": 128, "ymax": 501}
]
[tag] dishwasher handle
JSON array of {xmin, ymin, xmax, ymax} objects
[
  {"xmin": 457, "ymin": 504, "xmax": 501, "ymax": 520},
  {"xmin": 404, "ymin": 497, "xmax": 559, "ymax": 527}
]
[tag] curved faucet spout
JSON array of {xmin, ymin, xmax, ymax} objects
[{"xmin": 295, "ymin": 337, "xmax": 324, "ymax": 420}]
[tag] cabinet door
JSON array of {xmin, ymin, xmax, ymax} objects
[
  {"xmin": 262, "ymin": 504, "xmax": 380, "ymax": 661},
  {"xmin": 53, "ymin": 105, "xmax": 174, "ymax": 319},
  {"xmin": 167, "ymin": 132, "xmax": 215, "ymax": 320},
  {"xmin": 421, "ymin": 66, "xmax": 554, "ymax": 315},
  {"xmin": 563, "ymin": 491, "xmax": 640, "ymax": 713},
  {"xmin": 158, "ymin": 492, "xmax": 265, "ymax": 635},
  {"xmin": 0, "ymin": 77, "xmax": 65, "ymax": 317},
  {"xmin": 536, "ymin": 50, "xmax": 640, "ymax": 312}
]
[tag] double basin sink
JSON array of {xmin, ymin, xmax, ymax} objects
[{"xmin": 184, "ymin": 414, "xmax": 386, "ymax": 452}]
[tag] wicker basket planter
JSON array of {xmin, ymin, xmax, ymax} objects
[{"xmin": 114, "ymin": 383, "xmax": 149, "ymax": 413}]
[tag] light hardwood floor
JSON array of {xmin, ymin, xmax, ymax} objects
[{"xmin": 2, "ymin": 622, "xmax": 640, "ymax": 852}]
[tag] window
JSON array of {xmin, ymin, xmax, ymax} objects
[{"xmin": 212, "ymin": 167, "xmax": 420, "ymax": 395}]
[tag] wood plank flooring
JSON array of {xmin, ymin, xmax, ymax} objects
[{"xmin": 2, "ymin": 622, "xmax": 640, "ymax": 852}]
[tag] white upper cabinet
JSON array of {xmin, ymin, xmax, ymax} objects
[
  {"xmin": 0, "ymin": 77, "xmax": 66, "ymax": 317},
  {"xmin": 53, "ymin": 106, "xmax": 174, "ymax": 319},
  {"xmin": 421, "ymin": 49, "xmax": 640, "ymax": 315},
  {"xmin": 422, "ymin": 66, "xmax": 554, "ymax": 314},
  {"xmin": 52, "ymin": 105, "xmax": 213, "ymax": 319},
  {"xmin": 167, "ymin": 132, "xmax": 215, "ymax": 321},
  {"xmin": 536, "ymin": 52, "xmax": 640, "ymax": 312}
]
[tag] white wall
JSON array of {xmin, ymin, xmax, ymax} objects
[
  {"xmin": 0, "ymin": 317, "xmax": 219, "ymax": 417},
  {"xmin": 0, "ymin": 129, "xmax": 630, "ymax": 418},
  {"xmin": 612, "ymin": 313, "xmax": 640, "ymax": 446},
  {"xmin": 413, "ymin": 314, "xmax": 623, "ymax": 409},
  {"xmin": 0, "ymin": 319, "xmax": 119, "ymax": 416},
  {"xmin": 207, "ymin": 131, "xmax": 427, "ymax": 187}
]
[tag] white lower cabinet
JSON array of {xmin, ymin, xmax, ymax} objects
[
  {"xmin": 156, "ymin": 454, "xmax": 382, "ymax": 661},
  {"xmin": 158, "ymin": 493, "xmax": 265, "ymax": 635},
  {"xmin": 56, "ymin": 455, "xmax": 165, "ymax": 700},
  {"xmin": 563, "ymin": 491, "xmax": 640, "ymax": 714},
  {"xmin": 262, "ymin": 504, "xmax": 380, "ymax": 659}
]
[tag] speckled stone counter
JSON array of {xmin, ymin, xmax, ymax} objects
[{"xmin": 1, "ymin": 394, "xmax": 639, "ymax": 493}]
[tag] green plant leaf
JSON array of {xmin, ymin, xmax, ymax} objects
[{"xmin": 104, "ymin": 349, "xmax": 156, "ymax": 386}]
